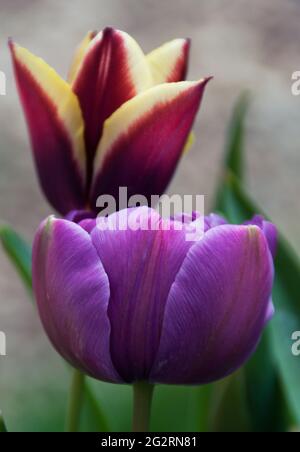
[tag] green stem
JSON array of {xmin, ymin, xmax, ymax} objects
[
  {"xmin": 65, "ymin": 369, "xmax": 85, "ymax": 432},
  {"xmin": 132, "ymin": 382, "xmax": 154, "ymax": 432}
]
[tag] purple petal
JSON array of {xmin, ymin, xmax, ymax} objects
[
  {"xmin": 150, "ymin": 224, "xmax": 274, "ymax": 385},
  {"xmin": 265, "ymin": 298, "xmax": 275, "ymax": 324},
  {"xmin": 65, "ymin": 209, "xmax": 96, "ymax": 223},
  {"xmin": 172, "ymin": 212, "xmax": 227, "ymax": 231},
  {"xmin": 204, "ymin": 213, "xmax": 228, "ymax": 231},
  {"xmin": 245, "ymin": 215, "xmax": 277, "ymax": 257},
  {"xmin": 32, "ymin": 217, "xmax": 121, "ymax": 383},
  {"xmin": 79, "ymin": 218, "xmax": 97, "ymax": 233},
  {"xmin": 91, "ymin": 207, "xmax": 192, "ymax": 382}
]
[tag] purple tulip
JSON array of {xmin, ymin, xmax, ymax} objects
[{"xmin": 32, "ymin": 208, "xmax": 275, "ymax": 385}]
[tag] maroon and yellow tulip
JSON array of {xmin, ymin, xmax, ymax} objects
[{"xmin": 9, "ymin": 28, "xmax": 211, "ymax": 215}]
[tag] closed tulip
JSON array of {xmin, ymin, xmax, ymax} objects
[
  {"xmin": 10, "ymin": 28, "xmax": 210, "ymax": 215},
  {"xmin": 32, "ymin": 207, "xmax": 275, "ymax": 386}
]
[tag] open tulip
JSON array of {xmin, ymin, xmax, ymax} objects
[
  {"xmin": 10, "ymin": 28, "xmax": 210, "ymax": 215},
  {"xmin": 33, "ymin": 207, "xmax": 275, "ymax": 387}
]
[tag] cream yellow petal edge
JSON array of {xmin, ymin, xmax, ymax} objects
[
  {"xmin": 73, "ymin": 29, "xmax": 153, "ymax": 93},
  {"xmin": 183, "ymin": 131, "xmax": 196, "ymax": 154},
  {"xmin": 116, "ymin": 30, "xmax": 153, "ymax": 93},
  {"xmin": 13, "ymin": 44, "xmax": 86, "ymax": 178},
  {"xmin": 147, "ymin": 38, "xmax": 188, "ymax": 85},
  {"xmin": 93, "ymin": 80, "xmax": 202, "ymax": 176},
  {"xmin": 67, "ymin": 31, "xmax": 95, "ymax": 84}
]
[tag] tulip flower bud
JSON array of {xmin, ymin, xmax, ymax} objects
[{"xmin": 10, "ymin": 29, "xmax": 210, "ymax": 215}]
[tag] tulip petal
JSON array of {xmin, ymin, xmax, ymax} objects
[
  {"xmin": 91, "ymin": 79, "xmax": 211, "ymax": 206},
  {"xmin": 147, "ymin": 38, "xmax": 190, "ymax": 85},
  {"xmin": 150, "ymin": 225, "xmax": 274, "ymax": 384},
  {"xmin": 32, "ymin": 217, "xmax": 121, "ymax": 383},
  {"xmin": 67, "ymin": 31, "xmax": 97, "ymax": 84},
  {"xmin": 9, "ymin": 41, "xmax": 86, "ymax": 215},
  {"xmin": 64, "ymin": 209, "xmax": 96, "ymax": 224},
  {"xmin": 182, "ymin": 131, "xmax": 195, "ymax": 154},
  {"xmin": 72, "ymin": 28, "xmax": 152, "ymax": 165},
  {"xmin": 204, "ymin": 213, "xmax": 228, "ymax": 231},
  {"xmin": 245, "ymin": 215, "xmax": 278, "ymax": 257},
  {"xmin": 91, "ymin": 208, "xmax": 192, "ymax": 382}
]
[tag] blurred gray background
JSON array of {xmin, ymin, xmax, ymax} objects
[{"xmin": 0, "ymin": 0, "xmax": 299, "ymax": 430}]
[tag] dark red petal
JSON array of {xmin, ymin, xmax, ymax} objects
[
  {"xmin": 72, "ymin": 28, "xmax": 151, "ymax": 171},
  {"xmin": 10, "ymin": 41, "xmax": 86, "ymax": 214},
  {"xmin": 91, "ymin": 78, "xmax": 211, "ymax": 208}
]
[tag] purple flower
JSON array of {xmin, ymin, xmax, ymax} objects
[{"xmin": 32, "ymin": 208, "xmax": 276, "ymax": 385}]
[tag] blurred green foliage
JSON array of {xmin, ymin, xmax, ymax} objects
[
  {"xmin": 0, "ymin": 412, "xmax": 7, "ymax": 432},
  {"xmin": 214, "ymin": 94, "xmax": 300, "ymax": 431}
]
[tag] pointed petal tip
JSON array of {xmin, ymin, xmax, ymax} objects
[
  {"xmin": 90, "ymin": 26, "xmax": 117, "ymax": 45},
  {"xmin": 7, "ymin": 37, "xmax": 14, "ymax": 49},
  {"xmin": 89, "ymin": 30, "xmax": 98, "ymax": 39},
  {"xmin": 247, "ymin": 223, "xmax": 260, "ymax": 231},
  {"xmin": 38, "ymin": 215, "xmax": 56, "ymax": 235},
  {"xmin": 147, "ymin": 37, "xmax": 192, "ymax": 84},
  {"xmin": 190, "ymin": 76, "xmax": 213, "ymax": 94},
  {"xmin": 246, "ymin": 224, "xmax": 262, "ymax": 238},
  {"xmin": 8, "ymin": 38, "xmax": 18, "ymax": 55},
  {"xmin": 173, "ymin": 37, "xmax": 191, "ymax": 49},
  {"xmin": 45, "ymin": 214, "xmax": 56, "ymax": 226},
  {"xmin": 183, "ymin": 37, "xmax": 191, "ymax": 49},
  {"xmin": 201, "ymin": 75, "xmax": 214, "ymax": 85},
  {"xmin": 103, "ymin": 26, "xmax": 115, "ymax": 35},
  {"xmin": 187, "ymin": 76, "xmax": 213, "ymax": 97},
  {"xmin": 8, "ymin": 39, "xmax": 28, "ymax": 56}
]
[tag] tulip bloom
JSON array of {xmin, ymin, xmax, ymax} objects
[
  {"xmin": 33, "ymin": 207, "xmax": 275, "ymax": 386},
  {"xmin": 10, "ymin": 28, "xmax": 210, "ymax": 215}
]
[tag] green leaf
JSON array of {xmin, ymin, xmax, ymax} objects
[
  {"xmin": 209, "ymin": 371, "xmax": 251, "ymax": 432},
  {"xmin": 224, "ymin": 92, "xmax": 250, "ymax": 179},
  {"xmin": 0, "ymin": 412, "xmax": 7, "ymax": 432},
  {"xmin": 151, "ymin": 385, "xmax": 212, "ymax": 432},
  {"xmin": 245, "ymin": 329, "xmax": 290, "ymax": 432},
  {"xmin": 217, "ymin": 173, "xmax": 300, "ymax": 426},
  {"xmin": 0, "ymin": 225, "xmax": 32, "ymax": 292},
  {"xmin": 187, "ymin": 385, "xmax": 213, "ymax": 432},
  {"xmin": 215, "ymin": 93, "xmax": 250, "ymax": 211},
  {"xmin": 80, "ymin": 381, "xmax": 110, "ymax": 432},
  {"xmin": 86, "ymin": 379, "xmax": 131, "ymax": 432}
]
